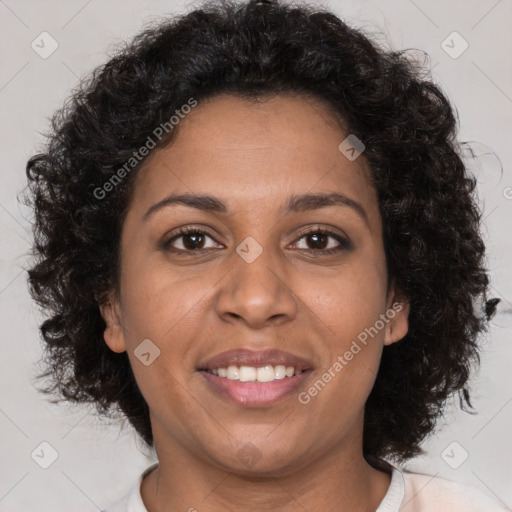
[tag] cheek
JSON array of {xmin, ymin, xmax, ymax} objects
[
  {"xmin": 119, "ymin": 253, "xmax": 211, "ymax": 343},
  {"xmin": 301, "ymin": 258, "xmax": 388, "ymax": 391},
  {"xmin": 117, "ymin": 267, "xmax": 206, "ymax": 416},
  {"xmin": 117, "ymin": 256, "xmax": 224, "ymax": 396},
  {"xmin": 306, "ymin": 257, "xmax": 388, "ymax": 340}
]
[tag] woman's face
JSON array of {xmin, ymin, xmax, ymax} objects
[{"xmin": 101, "ymin": 93, "xmax": 408, "ymax": 473}]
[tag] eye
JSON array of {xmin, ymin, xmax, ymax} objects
[
  {"xmin": 160, "ymin": 227, "xmax": 222, "ymax": 253},
  {"xmin": 291, "ymin": 228, "xmax": 352, "ymax": 255},
  {"xmin": 160, "ymin": 226, "xmax": 352, "ymax": 256}
]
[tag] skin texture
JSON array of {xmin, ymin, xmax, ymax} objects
[{"xmin": 100, "ymin": 93, "xmax": 409, "ymax": 512}]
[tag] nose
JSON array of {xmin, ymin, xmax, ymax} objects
[{"xmin": 215, "ymin": 245, "xmax": 298, "ymax": 329}]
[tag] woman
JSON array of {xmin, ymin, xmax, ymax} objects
[{"xmin": 25, "ymin": 0, "xmax": 505, "ymax": 510}]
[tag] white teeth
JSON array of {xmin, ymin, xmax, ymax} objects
[
  {"xmin": 274, "ymin": 365, "xmax": 286, "ymax": 379},
  {"xmin": 226, "ymin": 365, "xmax": 239, "ymax": 380},
  {"xmin": 239, "ymin": 366, "xmax": 257, "ymax": 382},
  {"xmin": 207, "ymin": 364, "xmax": 303, "ymax": 382},
  {"xmin": 256, "ymin": 365, "xmax": 275, "ymax": 383}
]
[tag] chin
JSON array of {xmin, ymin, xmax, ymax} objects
[{"xmin": 212, "ymin": 441, "xmax": 308, "ymax": 476}]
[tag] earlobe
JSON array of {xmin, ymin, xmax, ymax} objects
[
  {"xmin": 99, "ymin": 294, "xmax": 127, "ymax": 354},
  {"xmin": 384, "ymin": 294, "xmax": 410, "ymax": 346}
]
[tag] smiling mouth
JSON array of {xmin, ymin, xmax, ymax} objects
[
  {"xmin": 199, "ymin": 364, "xmax": 307, "ymax": 382},
  {"xmin": 198, "ymin": 366, "xmax": 313, "ymax": 407},
  {"xmin": 196, "ymin": 347, "xmax": 314, "ymax": 406}
]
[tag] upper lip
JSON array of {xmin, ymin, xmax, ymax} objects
[{"xmin": 197, "ymin": 348, "xmax": 313, "ymax": 371}]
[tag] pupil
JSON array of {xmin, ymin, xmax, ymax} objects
[
  {"xmin": 184, "ymin": 233, "xmax": 203, "ymax": 250},
  {"xmin": 309, "ymin": 233, "xmax": 327, "ymax": 250}
]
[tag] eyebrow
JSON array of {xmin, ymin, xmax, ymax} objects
[{"xmin": 143, "ymin": 191, "xmax": 370, "ymax": 227}]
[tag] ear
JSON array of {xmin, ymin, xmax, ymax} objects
[
  {"xmin": 99, "ymin": 291, "xmax": 127, "ymax": 353},
  {"xmin": 383, "ymin": 285, "xmax": 410, "ymax": 346}
]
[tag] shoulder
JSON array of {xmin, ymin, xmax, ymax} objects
[
  {"xmin": 101, "ymin": 462, "xmax": 158, "ymax": 512},
  {"xmin": 400, "ymin": 469, "xmax": 508, "ymax": 512},
  {"xmin": 101, "ymin": 482, "xmax": 142, "ymax": 512}
]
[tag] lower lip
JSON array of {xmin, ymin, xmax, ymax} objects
[{"xmin": 199, "ymin": 370, "xmax": 312, "ymax": 407}]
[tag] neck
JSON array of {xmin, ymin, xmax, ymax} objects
[{"xmin": 141, "ymin": 422, "xmax": 391, "ymax": 512}]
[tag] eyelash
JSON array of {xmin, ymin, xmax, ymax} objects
[{"xmin": 160, "ymin": 226, "xmax": 352, "ymax": 256}]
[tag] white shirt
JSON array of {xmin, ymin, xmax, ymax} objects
[{"xmin": 102, "ymin": 462, "xmax": 508, "ymax": 511}]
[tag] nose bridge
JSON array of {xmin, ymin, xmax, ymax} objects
[{"xmin": 216, "ymin": 234, "xmax": 297, "ymax": 327}]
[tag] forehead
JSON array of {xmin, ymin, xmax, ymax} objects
[{"xmin": 130, "ymin": 93, "xmax": 379, "ymax": 225}]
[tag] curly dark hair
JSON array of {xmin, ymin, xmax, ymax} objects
[{"xmin": 25, "ymin": 0, "xmax": 497, "ymax": 463}]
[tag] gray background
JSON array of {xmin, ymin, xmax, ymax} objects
[{"xmin": 1, "ymin": 0, "xmax": 511, "ymax": 510}]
